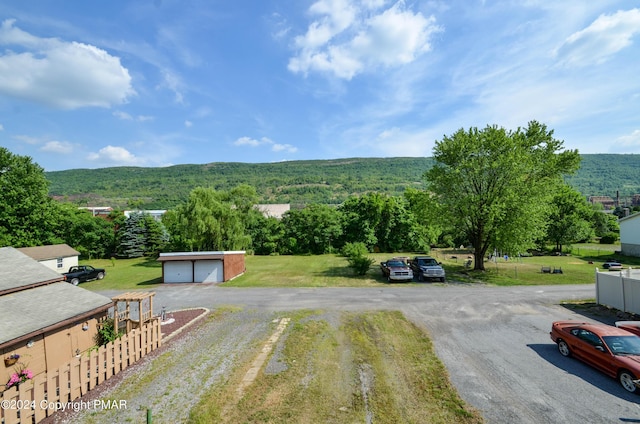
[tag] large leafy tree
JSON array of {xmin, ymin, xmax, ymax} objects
[
  {"xmin": 545, "ymin": 185, "xmax": 594, "ymax": 252},
  {"xmin": 165, "ymin": 187, "xmax": 250, "ymax": 252},
  {"xmin": 338, "ymin": 192, "xmax": 428, "ymax": 253},
  {"xmin": 0, "ymin": 148, "xmax": 60, "ymax": 247},
  {"xmin": 54, "ymin": 203, "xmax": 116, "ymax": 258},
  {"xmin": 426, "ymin": 122, "xmax": 580, "ymax": 270},
  {"xmin": 281, "ymin": 204, "xmax": 342, "ymax": 254}
]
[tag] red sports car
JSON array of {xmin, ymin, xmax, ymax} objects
[{"xmin": 550, "ymin": 320, "xmax": 640, "ymax": 393}]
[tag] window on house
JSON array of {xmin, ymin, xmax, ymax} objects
[{"xmin": 57, "ymin": 258, "xmax": 63, "ymax": 269}]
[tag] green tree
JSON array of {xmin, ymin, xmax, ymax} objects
[
  {"xmin": 590, "ymin": 203, "xmax": 619, "ymax": 237},
  {"xmin": 425, "ymin": 122, "xmax": 580, "ymax": 270},
  {"xmin": 54, "ymin": 203, "xmax": 116, "ymax": 258},
  {"xmin": 545, "ymin": 185, "xmax": 595, "ymax": 252},
  {"xmin": 338, "ymin": 192, "xmax": 427, "ymax": 253},
  {"xmin": 281, "ymin": 204, "xmax": 342, "ymax": 254},
  {"xmin": 246, "ymin": 214, "xmax": 284, "ymax": 255},
  {"xmin": 166, "ymin": 187, "xmax": 250, "ymax": 251},
  {"xmin": 404, "ymin": 188, "xmax": 443, "ymax": 248},
  {"xmin": 0, "ymin": 148, "xmax": 60, "ymax": 247},
  {"xmin": 338, "ymin": 193, "xmax": 385, "ymax": 250},
  {"xmin": 117, "ymin": 212, "xmax": 147, "ymax": 258}
]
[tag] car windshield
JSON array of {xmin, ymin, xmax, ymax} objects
[
  {"xmin": 387, "ymin": 261, "xmax": 405, "ymax": 267},
  {"xmin": 603, "ymin": 336, "xmax": 640, "ymax": 355},
  {"xmin": 418, "ymin": 259, "xmax": 437, "ymax": 266}
]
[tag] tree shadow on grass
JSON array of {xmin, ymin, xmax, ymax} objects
[
  {"xmin": 132, "ymin": 257, "xmax": 163, "ymax": 268},
  {"xmin": 136, "ymin": 277, "xmax": 163, "ymax": 286}
]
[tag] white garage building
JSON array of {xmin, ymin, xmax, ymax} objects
[
  {"xmin": 158, "ymin": 251, "xmax": 246, "ymax": 283},
  {"xmin": 620, "ymin": 212, "xmax": 640, "ymax": 257}
]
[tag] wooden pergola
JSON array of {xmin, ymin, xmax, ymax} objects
[{"xmin": 111, "ymin": 292, "xmax": 155, "ymax": 334}]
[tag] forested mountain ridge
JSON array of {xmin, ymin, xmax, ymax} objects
[{"xmin": 45, "ymin": 154, "xmax": 640, "ymax": 209}]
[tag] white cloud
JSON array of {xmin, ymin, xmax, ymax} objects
[
  {"xmin": 288, "ymin": 0, "xmax": 441, "ymax": 79},
  {"xmin": 113, "ymin": 110, "xmax": 133, "ymax": 120},
  {"xmin": 618, "ymin": 129, "xmax": 640, "ymax": 147},
  {"xmin": 184, "ymin": 120, "xmax": 193, "ymax": 128},
  {"xmin": 233, "ymin": 136, "xmax": 298, "ymax": 153},
  {"xmin": 40, "ymin": 140, "xmax": 73, "ymax": 154},
  {"xmin": 272, "ymin": 143, "xmax": 298, "ymax": 153},
  {"xmin": 555, "ymin": 8, "xmax": 640, "ymax": 67},
  {"xmin": 87, "ymin": 145, "xmax": 143, "ymax": 165},
  {"xmin": 0, "ymin": 124, "xmax": 3, "ymax": 131},
  {"xmin": 0, "ymin": 19, "xmax": 135, "ymax": 109},
  {"xmin": 12, "ymin": 134, "xmax": 40, "ymax": 145},
  {"xmin": 157, "ymin": 69, "xmax": 185, "ymax": 104},
  {"xmin": 113, "ymin": 110, "xmax": 154, "ymax": 122},
  {"xmin": 233, "ymin": 136, "xmax": 272, "ymax": 147}
]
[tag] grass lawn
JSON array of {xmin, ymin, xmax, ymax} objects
[{"xmin": 79, "ymin": 243, "xmax": 635, "ymax": 291}]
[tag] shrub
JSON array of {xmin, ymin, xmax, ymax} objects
[
  {"xmin": 347, "ymin": 255, "xmax": 375, "ymax": 276},
  {"xmin": 94, "ymin": 318, "xmax": 122, "ymax": 346},
  {"xmin": 600, "ymin": 233, "xmax": 619, "ymax": 244},
  {"xmin": 341, "ymin": 242, "xmax": 369, "ymax": 258}
]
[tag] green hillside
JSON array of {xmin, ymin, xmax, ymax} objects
[{"xmin": 45, "ymin": 154, "xmax": 640, "ymax": 209}]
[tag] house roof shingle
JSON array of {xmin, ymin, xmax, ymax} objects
[
  {"xmin": 0, "ymin": 282, "xmax": 112, "ymax": 347},
  {"xmin": 0, "ymin": 247, "xmax": 64, "ymax": 293},
  {"xmin": 17, "ymin": 244, "xmax": 80, "ymax": 261}
]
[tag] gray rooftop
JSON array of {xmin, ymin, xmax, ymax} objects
[
  {"xmin": 0, "ymin": 247, "xmax": 63, "ymax": 293},
  {"xmin": 0, "ymin": 282, "xmax": 112, "ymax": 346}
]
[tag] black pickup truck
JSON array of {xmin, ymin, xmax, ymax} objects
[{"xmin": 63, "ymin": 265, "xmax": 106, "ymax": 285}]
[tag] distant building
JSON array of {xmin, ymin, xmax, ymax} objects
[
  {"xmin": 588, "ymin": 196, "xmax": 615, "ymax": 209},
  {"xmin": 124, "ymin": 210, "xmax": 167, "ymax": 221},
  {"xmin": 17, "ymin": 244, "xmax": 80, "ymax": 273},
  {"xmin": 256, "ymin": 204, "xmax": 290, "ymax": 219},
  {"xmin": 79, "ymin": 206, "xmax": 113, "ymax": 217}
]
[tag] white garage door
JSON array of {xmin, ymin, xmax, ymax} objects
[
  {"xmin": 194, "ymin": 260, "xmax": 223, "ymax": 283},
  {"xmin": 164, "ymin": 261, "xmax": 193, "ymax": 283}
]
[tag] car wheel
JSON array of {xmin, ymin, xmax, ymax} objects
[
  {"xmin": 619, "ymin": 370, "xmax": 638, "ymax": 393},
  {"xmin": 418, "ymin": 273, "xmax": 424, "ymax": 282},
  {"xmin": 97, "ymin": 272, "xmax": 105, "ymax": 280},
  {"xmin": 70, "ymin": 278, "xmax": 80, "ymax": 286},
  {"xmin": 557, "ymin": 340, "xmax": 571, "ymax": 357},
  {"xmin": 440, "ymin": 277, "xmax": 445, "ymax": 282}
]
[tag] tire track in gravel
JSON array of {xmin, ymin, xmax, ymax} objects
[{"xmin": 52, "ymin": 309, "xmax": 278, "ymax": 424}]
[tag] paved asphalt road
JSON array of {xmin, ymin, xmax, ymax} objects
[{"xmin": 100, "ymin": 283, "xmax": 640, "ymax": 423}]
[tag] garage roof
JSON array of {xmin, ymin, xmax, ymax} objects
[{"xmin": 158, "ymin": 251, "xmax": 245, "ymax": 261}]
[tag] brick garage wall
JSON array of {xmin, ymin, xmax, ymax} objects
[{"xmin": 223, "ymin": 253, "xmax": 246, "ymax": 281}]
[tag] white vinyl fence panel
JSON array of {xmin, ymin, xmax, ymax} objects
[{"xmin": 596, "ymin": 269, "xmax": 640, "ymax": 315}]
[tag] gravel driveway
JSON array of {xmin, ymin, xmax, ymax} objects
[{"xmin": 61, "ymin": 283, "xmax": 640, "ymax": 423}]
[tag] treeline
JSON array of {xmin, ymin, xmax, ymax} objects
[
  {"xmin": 0, "ymin": 136, "xmax": 632, "ymax": 264},
  {"xmin": 45, "ymin": 155, "xmax": 640, "ymax": 210}
]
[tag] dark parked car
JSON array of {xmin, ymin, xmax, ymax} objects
[
  {"xmin": 550, "ymin": 320, "xmax": 640, "ymax": 393},
  {"xmin": 63, "ymin": 265, "xmax": 106, "ymax": 286},
  {"xmin": 409, "ymin": 256, "xmax": 445, "ymax": 282}
]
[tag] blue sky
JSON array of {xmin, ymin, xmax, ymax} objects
[{"xmin": 0, "ymin": 1, "xmax": 639, "ymax": 171}]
